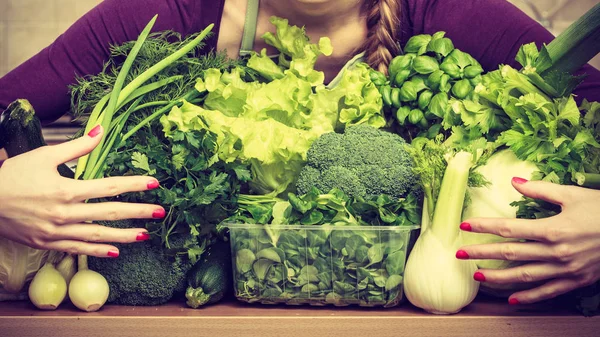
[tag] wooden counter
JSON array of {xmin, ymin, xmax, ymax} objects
[{"xmin": 1, "ymin": 296, "xmax": 598, "ymax": 337}]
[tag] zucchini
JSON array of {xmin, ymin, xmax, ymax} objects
[
  {"xmin": 0, "ymin": 99, "xmax": 74, "ymax": 178},
  {"xmin": 185, "ymin": 239, "xmax": 233, "ymax": 308}
]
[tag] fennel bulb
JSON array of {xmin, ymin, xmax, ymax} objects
[
  {"xmin": 404, "ymin": 150, "xmax": 479, "ymax": 314},
  {"xmin": 461, "ymin": 149, "xmax": 539, "ymax": 296},
  {"xmin": 461, "ymin": 149, "xmax": 539, "ymax": 270}
]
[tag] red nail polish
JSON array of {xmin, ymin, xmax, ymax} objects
[
  {"xmin": 474, "ymin": 272, "xmax": 486, "ymax": 282},
  {"xmin": 136, "ymin": 232, "xmax": 150, "ymax": 241},
  {"xmin": 147, "ymin": 180, "xmax": 159, "ymax": 190},
  {"xmin": 456, "ymin": 250, "xmax": 470, "ymax": 260},
  {"xmin": 107, "ymin": 250, "xmax": 119, "ymax": 258},
  {"xmin": 460, "ymin": 222, "xmax": 472, "ymax": 231},
  {"xmin": 512, "ymin": 177, "xmax": 528, "ymax": 184},
  {"xmin": 508, "ymin": 298, "xmax": 520, "ymax": 305},
  {"xmin": 88, "ymin": 125, "xmax": 102, "ymax": 138},
  {"xmin": 152, "ymin": 208, "xmax": 166, "ymax": 219}
]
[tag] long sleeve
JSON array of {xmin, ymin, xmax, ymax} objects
[
  {"xmin": 402, "ymin": 0, "xmax": 600, "ymax": 103},
  {"xmin": 0, "ymin": 0, "xmax": 223, "ymax": 124}
]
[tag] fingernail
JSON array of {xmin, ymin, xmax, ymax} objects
[
  {"xmin": 456, "ymin": 250, "xmax": 470, "ymax": 259},
  {"xmin": 474, "ymin": 272, "xmax": 486, "ymax": 282},
  {"xmin": 152, "ymin": 208, "xmax": 166, "ymax": 219},
  {"xmin": 88, "ymin": 125, "xmax": 102, "ymax": 138},
  {"xmin": 460, "ymin": 222, "xmax": 472, "ymax": 231},
  {"xmin": 512, "ymin": 177, "xmax": 528, "ymax": 184},
  {"xmin": 508, "ymin": 298, "xmax": 520, "ymax": 305},
  {"xmin": 107, "ymin": 249, "xmax": 119, "ymax": 258},
  {"xmin": 136, "ymin": 232, "xmax": 150, "ymax": 241},
  {"xmin": 147, "ymin": 180, "xmax": 160, "ymax": 190}
]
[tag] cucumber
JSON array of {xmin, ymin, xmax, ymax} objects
[
  {"xmin": 0, "ymin": 99, "xmax": 74, "ymax": 178},
  {"xmin": 185, "ymin": 239, "xmax": 233, "ymax": 308}
]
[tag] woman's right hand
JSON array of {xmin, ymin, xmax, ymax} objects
[{"xmin": 0, "ymin": 125, "xmax": 165, "ymax": 258}]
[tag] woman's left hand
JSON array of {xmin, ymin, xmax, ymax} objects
[{"xmin": 457, "ymin": 177, "xmax": 600, "ymax": 305}]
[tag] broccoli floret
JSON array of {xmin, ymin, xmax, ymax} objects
[
  {"xmin": 88, "ymin": 220, "xmax": 194, "ymax": 306},
  {"xmin": 296, "ymin": 124, "xmax": 419, "ymax": 200},
  {"xmin": 296, "ymin": 165, "xmax": 367, "ymax": 199}
]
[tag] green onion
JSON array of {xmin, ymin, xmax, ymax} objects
[
  {"xmin": 538, "ymin": 2, "xmax": 600, "ymax": 75},
  {"xmin": 77, "ymin": 16, "xmax": 214, "ymax": 181},
  {"xmin": 82, "ymin": 15, "xmax": 158, "ymax": 180}
]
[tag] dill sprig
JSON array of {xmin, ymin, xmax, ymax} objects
[{"xmin": 69, "ymin": 30, "xmax": 243, "ymax": 129}]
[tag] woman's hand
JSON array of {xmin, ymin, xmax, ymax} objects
[
  {"xmin": 457, "ymin": 177, "xmax": 600, "ymax": 305},
  {"xmin": 0, "ymin": 125, "xmax": 165, "ymax": 258}
]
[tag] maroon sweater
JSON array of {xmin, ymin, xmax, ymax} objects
[{"xmin": 1, "ymin": 0, "xmax": 599, "ymax": 124}]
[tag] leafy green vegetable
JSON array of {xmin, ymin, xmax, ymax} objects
[
  {"xmin": 70, "ymin": 20, "xmax": 251, "ymax": 258},
  {"xmin": 373, "ymin": 32, "xmax": 484, "ymax": 141},
  {"xmin": 225, "ymin": 188, "xmax": 418, "ymax": 307},
  {"xmin": 159, "ymin": 17, "xmax": 384, "ymax": 197}
]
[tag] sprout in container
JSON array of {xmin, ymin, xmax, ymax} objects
[{"xmin": 404, "ymin": 137, "xmax": 490, "ymax": 314}]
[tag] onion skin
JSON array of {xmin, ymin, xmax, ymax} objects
[
  {"xmin": 68, "ymin": 270, "xmax": 110, "ymax": 312},
  {"xmin": 28, "ymin": 264, "xmax": 67, "ymax": 310}
]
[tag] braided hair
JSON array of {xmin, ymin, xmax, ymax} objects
[{"xmin": 361, "ymin": 0, "xmax": 402, "ymax": 74}]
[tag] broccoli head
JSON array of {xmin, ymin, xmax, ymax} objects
[
  {"xmin": 296, "ymin": 124, "xmax": 419, "ymax": 200},
  {"xmin": 88, "ymin": 220, "xmax": 194, "ymax": 306}
]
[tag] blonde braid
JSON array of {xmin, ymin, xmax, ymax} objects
[{"xmin": 362, "ymin": 0, "xmax": 402, "ymax": 74}]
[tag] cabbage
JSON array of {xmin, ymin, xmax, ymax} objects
[{"xmin": 0, "ymin": 236, "xmax": 50, "ymax": 297}]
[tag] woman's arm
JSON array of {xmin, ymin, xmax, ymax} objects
[
  {"xmin": 0, "ymin": 0, "xmax": 214, "ymax": 124},
  {"xmin": 403, "ymin": 0, "xmax": 600, "ymax": 103}
]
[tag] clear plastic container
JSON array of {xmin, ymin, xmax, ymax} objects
[{"xmin": 227, "ymin": 224, "xmax": 419, "ymax": 308}]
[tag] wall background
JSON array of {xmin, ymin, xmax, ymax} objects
[
  {"xmin": 0, "ymin": 0, "xmax": 599, "ymax": 77},
  {"xmin": 0, "ymin": 0, "xmax": 102, "ymax": 77}
]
